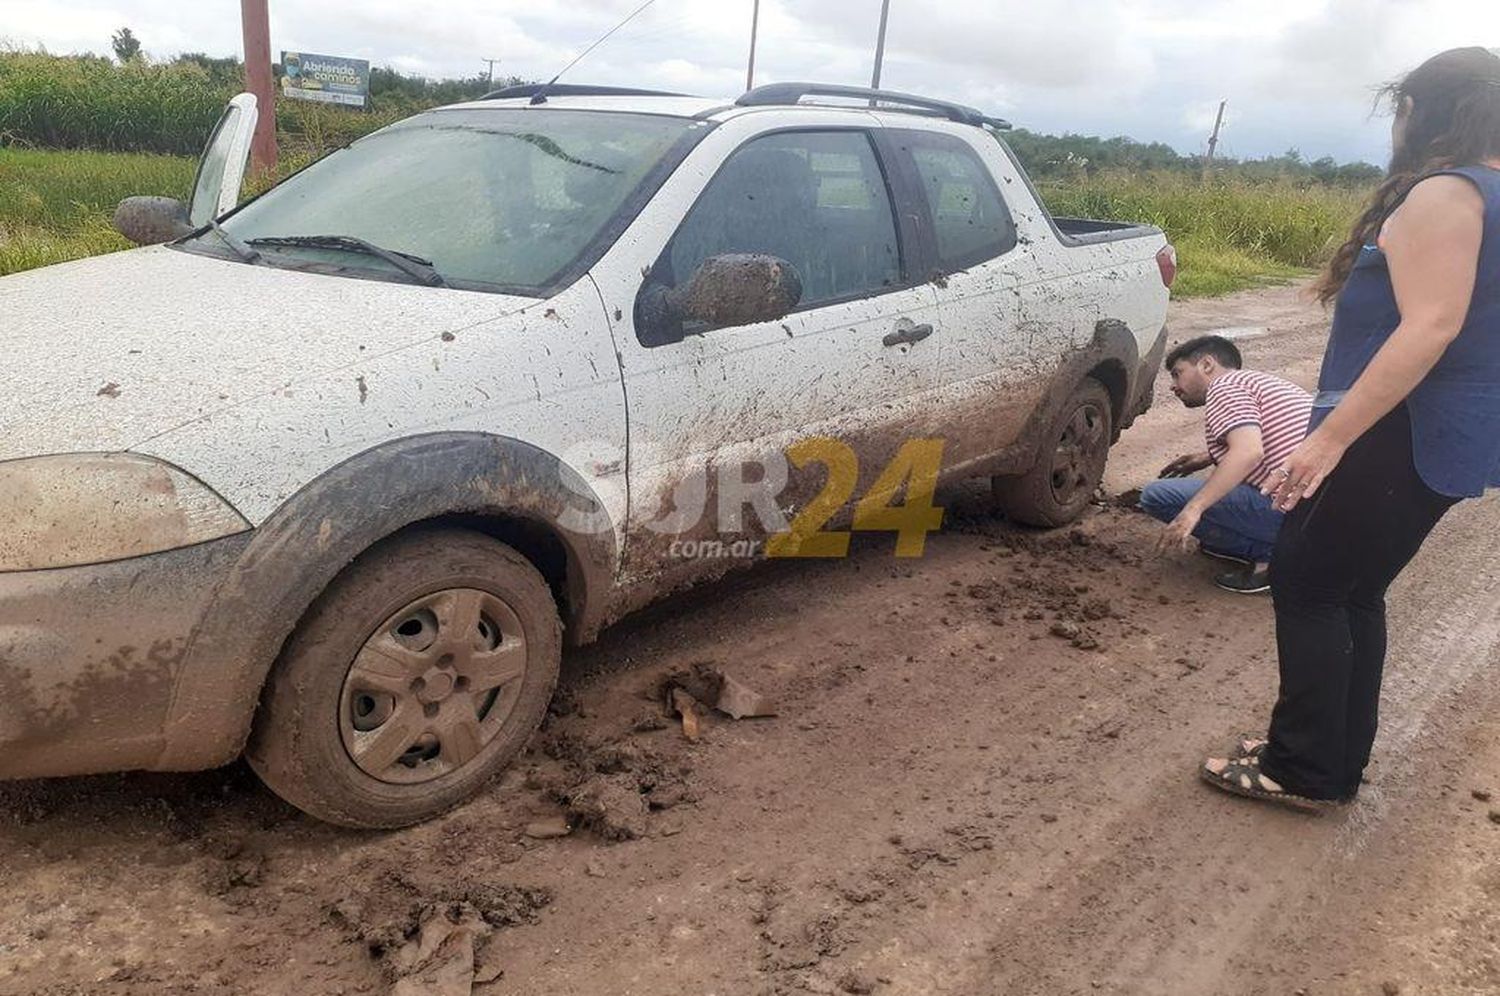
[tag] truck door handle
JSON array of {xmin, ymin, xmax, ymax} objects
[{"xmin": 882, "ymin": 322, "xmax": 934, "ymax": 348}]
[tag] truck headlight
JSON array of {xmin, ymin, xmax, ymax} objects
[{"xmin": 0, "ymin": 454, "xmax": 251, "ymax": 573}]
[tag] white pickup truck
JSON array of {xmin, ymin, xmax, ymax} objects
[{"xmin": 0, "ymin": 83, "xmax": 1173, "ymax": 826}]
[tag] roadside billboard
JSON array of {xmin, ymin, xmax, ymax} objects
[{"xmin": 280, "ymin": 52, "xmax": 371, "ymax": 108}]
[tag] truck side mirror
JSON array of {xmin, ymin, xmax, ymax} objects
[
  {"xmin": 113, "ymin": 196, "xmax": 193, "ymax": 246},
  {"xmin": 639, "ymin": 254, "xmax": 803, "ymax": 343}
]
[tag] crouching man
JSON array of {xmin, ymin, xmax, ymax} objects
[{"xmin": 1141, "ymin": 335, "xmax": 1313, "ymax": 593}]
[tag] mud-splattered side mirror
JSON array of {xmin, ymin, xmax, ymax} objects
[
  {"xmin": 114, "ymin": 196, "xmax": 192, "ymax": 246},
  {"xmin": 638, "ymin": 254, "xmax": 803, "ymax": 344},
  {"xmin": 669, "ymin": 253, "xmax": 803, "ymax": 329}
]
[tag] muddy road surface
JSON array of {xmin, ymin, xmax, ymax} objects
[{"xmin": 3, "ymin": 283, "xmax": 1498, "ymax": 996}]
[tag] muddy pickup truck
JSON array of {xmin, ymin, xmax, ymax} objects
[{"xmin": 0, "ymin": 83, "xmax": 1173, "ymax": 826}]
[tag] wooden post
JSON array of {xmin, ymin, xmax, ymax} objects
[{"xmin": 241, "ymin": 0, "xmax": 277, "ymax": 173}]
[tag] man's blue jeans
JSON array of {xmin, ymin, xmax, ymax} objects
[{"xmin": 1139, "ymin": 479, "xmax": 1284, "ymax": 563}]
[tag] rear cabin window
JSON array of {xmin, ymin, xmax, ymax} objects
[{"xmin": 905, "ymin": 134, "xmax": 1017, "ymax": 269}]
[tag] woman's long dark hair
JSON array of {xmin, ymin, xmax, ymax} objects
[{"xmin": 1316, "ymin": 47, "xmax": 1500, "ymax": 304}]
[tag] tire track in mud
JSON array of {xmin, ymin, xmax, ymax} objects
[
  {"xmin": 845, "ymin": 496, "xmax": 1500, "ymax": 996},
  {"xmin": 1334, "ymin": 496, "xmax": 1500, "ymax": 848}
]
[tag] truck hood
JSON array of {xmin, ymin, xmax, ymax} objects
[{"xmin": 0, "ymin": 246, "xmax": 533, "ymax": 461}]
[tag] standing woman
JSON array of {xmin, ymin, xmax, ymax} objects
[{"xmin": 1202, "ymin": 47, "xmax": 1500, "ymax": 808}]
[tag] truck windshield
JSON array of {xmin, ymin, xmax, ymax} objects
[{"xmin": 195, "ymin": 109, "xmax": 700, "ymax": 294}]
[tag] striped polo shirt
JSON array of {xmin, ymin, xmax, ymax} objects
[{"xmin": 1203, "ymin": 369, "xmax": 1314, "ymax": 488}]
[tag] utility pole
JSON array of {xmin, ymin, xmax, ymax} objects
[
  {"xmin": 745, "ymin": 0, "xmax": 760, "ymax": 91},
  {"xmin": 870, "ymin": 0, "xmax": 891, "ymax": 91},
  {"xmin": 240, "ymin": 0, "xmax": 277, "ymax": 172},
  {"xmin": 483, "ymin": 58, "xmax": 502, "ymax": 85},
  {"xmin": 1203, "ymin": 99, "xmax": 1227, "ymax": 175}
]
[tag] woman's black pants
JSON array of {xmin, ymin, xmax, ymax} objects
[{"xmin": 1259, "ymin": 406, "xmax": 1458, "ymax": 800}]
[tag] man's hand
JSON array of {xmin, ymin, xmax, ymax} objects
[
  {"xmin": 1159, "ymin": 451, "xmax": 1213, "ymax": 478},
  {"xmin": 1156, "ymin": 505, "xmax": 1202, "ymax": 553}
]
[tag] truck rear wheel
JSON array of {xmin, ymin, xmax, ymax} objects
[
  {"xmin": 246, "ymin": 528, "xmax": 561, "ymax": 828},
  {"xmin": 993, "ymin": 378, "xmax": 1113, "ymax": 528}
]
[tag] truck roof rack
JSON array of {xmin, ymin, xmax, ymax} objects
[
  {"xmin": 735, "ymin": 82, "xmax": 1011, "ymax": 130},
  {"xmin": 480, "ymin": 83, "xmax": 689, "ymax": 101}
]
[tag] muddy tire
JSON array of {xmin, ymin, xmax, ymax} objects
[
  {"xmin": 992, "ymin": 378, "xmax": 1113, "ymax": 528},
  {"xmin": 246, "ymin": 528, "xmax": 561, "ymax": 829}
]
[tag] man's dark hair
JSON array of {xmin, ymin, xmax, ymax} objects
[{"xmin": 1165, "ymin": 335, "xmax": 1243, "ymax": 371}]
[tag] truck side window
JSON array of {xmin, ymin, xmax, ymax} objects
[
  {"xmin": 664, "ymin": 131, "xmax": 903, "ymax": 310},
  {"xmin": 905, "ymin": 135, "xmax": 1017, "ymax": 269}
]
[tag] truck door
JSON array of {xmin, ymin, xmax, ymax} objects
[{"xmin": 587, "ymin": 115, "xmax": 943, "ymax": 586}]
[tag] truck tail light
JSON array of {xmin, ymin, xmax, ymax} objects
[{"xmin": 1156, "ymin": 244, "xmax": 1178, "ymax": 289}]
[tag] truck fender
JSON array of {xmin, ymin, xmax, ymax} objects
[{"xmin": 156, "ymin": 432, "xmax": 618, "ymax": 770}]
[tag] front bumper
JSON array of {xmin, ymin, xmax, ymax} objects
[{"xmin": 0, "ymin": 533, "xmax": 251, "ymax": 779}]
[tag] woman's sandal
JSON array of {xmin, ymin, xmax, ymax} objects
[
  {"xmin": 1234, "ymin": 735, "xmax": 1267, "ymax": 759},
  {"xmin": 1199, "ymin": 756, "xmax": 1345, "ymax": 812}
]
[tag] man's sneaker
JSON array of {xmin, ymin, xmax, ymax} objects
[{"xmin": 1215, "ymin": 565, "xmax": 1271, "ymax": 594}]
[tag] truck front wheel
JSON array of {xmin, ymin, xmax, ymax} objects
[
  {"xmin": 246, "ymin": 528, "xmax": 561, "ymax": 828},
  {"xmin": 993, "ymin": 378, "xmax": 1113, "ymax": 528}
]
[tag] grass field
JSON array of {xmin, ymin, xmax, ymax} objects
[
  {"xmin": 1038, "ymin": 173, "xmax": 1367, "ymax": 297},
  {"xmin": 0, "ymin": 146, "xmax": 1365, "ymax": 294},
  {"xmin": 0, "ymin": 147, "xmax": 193, "ymax": 274}
]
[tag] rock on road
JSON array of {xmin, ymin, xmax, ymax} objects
[{"xmin": 2, "ymin": 283, "xmax": 1498, "ymax": 996}]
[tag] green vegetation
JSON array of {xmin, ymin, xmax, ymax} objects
[
  {"xmin": 0, "ymin": 146, "xmax": 193, "ymax": 274},
  {"xmin": 1007, "ymin": 128, "xmax": 1385, "ymax": 187},
  {"xmin": 0, "ymin": 50, "xmax": 506, "ymax": 157},
  {"xmin": 1035, "ymin": 172, "xmax": 1366, "ymax": 297}
]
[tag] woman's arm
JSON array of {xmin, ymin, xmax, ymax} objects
[{"xmin": 1265, "ymin": 175, "xmax": 1485, "ymax": 511}]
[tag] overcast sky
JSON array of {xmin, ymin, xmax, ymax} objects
[{"xmin": 3, "ymin": 1, "xmax": 1496, "ymax": 164}]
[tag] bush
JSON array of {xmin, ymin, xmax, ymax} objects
[{"xmin": 0, "ymin": 51, "xmax": 225, "ymax": 154}]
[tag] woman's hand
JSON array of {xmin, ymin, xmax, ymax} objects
[{"xmin": 1262, "ymin": 429, "xmax": 1349, "ymax": 512}]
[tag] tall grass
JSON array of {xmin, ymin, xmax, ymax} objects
[
  {"xmin": 0, "ymin": 51, "xmax": 402, "ymax": 158},
  {"xmin": 1037, "ymin": 172, "xmax": 1366, "ymax": 297},
  {"xmin": 0, "ymin": 147, "xmax": 194, "ymax": 274}
]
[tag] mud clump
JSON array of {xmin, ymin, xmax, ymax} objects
[
  {"xmin": 655, "ymin": 661, "xmax": 725, "ymax": 708},
  {"xmin": 535, "ymin": 732, "xmax": 696, "ymax": 841},
  {"xmin": 201, "ymin": 850, "xmax": 265, "ymax": 895},
  {"xmin": 561, "ymin": 774, "xmax": 650, "ymax": 841},
  {"xmin": 327, "ymin": 870, "xmax": 551, "ymax": 973}
]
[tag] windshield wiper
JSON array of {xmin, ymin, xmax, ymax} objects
[
  {"xmin": 245, "ymin": 234, "xmax": 446, "ymax": 287},
  {"xmin": 208, "ymin": 219, "xmax": 261, "ymax": 263}
]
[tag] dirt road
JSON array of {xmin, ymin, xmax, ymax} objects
[{"xmin": 3, "ymin": 283, "xmax": 1498, "ymax": 996}]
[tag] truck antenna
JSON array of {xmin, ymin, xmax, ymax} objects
[{"xmin": 530, "ymin": 0, "xmax": 661, "ymax": 106}]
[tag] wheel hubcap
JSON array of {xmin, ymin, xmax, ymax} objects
[
  {"xmin": 339, "ymin": 588, "xmax": 529, "ymax": 784},
  {"xmin": 1049, "ymin": 401, "xmax": 1108, "ymax": 506}
]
